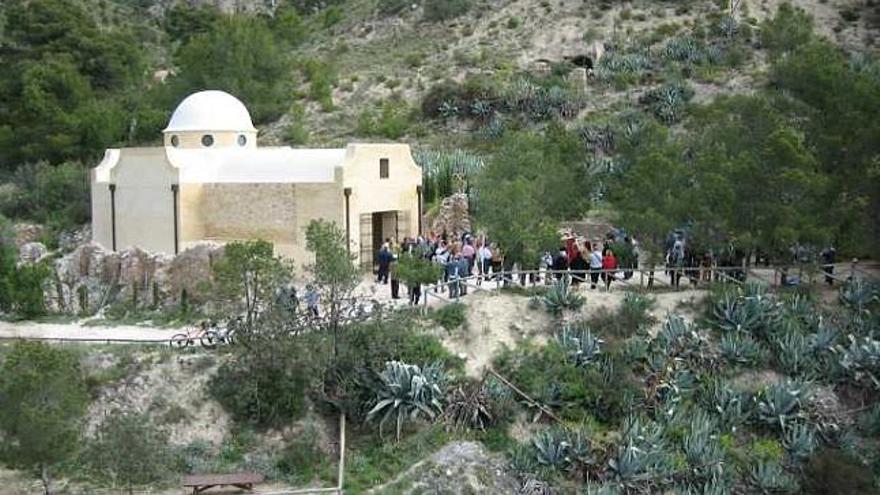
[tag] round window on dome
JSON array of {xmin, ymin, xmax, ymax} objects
[
  {"xmin": 170, "ymin": 135, "xmax": 179, "ymax": 147},
  {"xmin": 238, "ymin": 135, "xmax": 247, "ymax": 147},
  {"xmin": 201, "ymin": 134, "xmax": 214, "ymax": 147}
]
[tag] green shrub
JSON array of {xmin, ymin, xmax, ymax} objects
[
  {"xmin": 5, "ymin": 261, "xmax": 51, "ymax": 318},
  {"xmin": 430, "ymin": 302, "xmax": 467, "ymax": 331},
  {"xmin": 378, "ymin": 0, "xmax": 410, "ymax": 16},
  {"xmin": 276, "ymin": 427, "xmax": 327, "ymax": 484},
  {"xmin": 1, "ymin": 161, "xmax": 89, "ymax": 235},
  {"xmin": 803, "ymin": 448, "xmax": 876, "ymax": 494},
  {"xmin": 284, "ymin": 103, "xmax": 309, "ymax": 145},
  {"xmin": 209, "ymin": 345, "xmax": 312, "ymax": 428},
  {"xmin": 321, "ymin": 315, "xmax": 462, "ymax": 421},
  {"xmin": 424, "ymin": 0, "xmax": 472, "ymax": 22},
  {"xmin": 356, "ymin": 101, "xmax": 412, "ymax": 139},
  {"xmin": 302, "ymin": 58, "xmax": 337, "ymax": 111},
  {"xmin": 760, "ymin": 2, "xmax": 815, "ymax": 55}
]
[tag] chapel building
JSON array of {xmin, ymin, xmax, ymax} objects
[{"xmin": 91, "ymin": 90, "xmax": 423, "ymax": 267}]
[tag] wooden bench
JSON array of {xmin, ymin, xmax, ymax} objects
[{"xmin": 182, "ymin": 473, "xmax": 265, "ymax": 494}]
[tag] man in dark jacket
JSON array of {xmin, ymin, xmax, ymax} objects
[
  {"xmin": 377, "ymin": 244, "xmax": 393, "ymax": 284},
  {"xmin": 551, "ymin": 247, "xmax": 568, "ymax": 281}
]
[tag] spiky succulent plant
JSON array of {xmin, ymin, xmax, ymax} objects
[
  {"xmin": 557, "ymin": 323, "xmax": 603, "ymax": 367},
  {"xmin": 837, "ymin": 334, "xmax": 880, "ymax": 389},
  {"xmin": 532, "ymin": 430, "xmax": 572, "ymax": 469},
  {"xmin": 782, "ymin": 422, "xmax": 816, "ymax": 462},
  {"xmin": 367, "ymin": 360, "xmax": 444, "ymax": 441},
  {"xmin": 748, "ymin": 460, "xmax": 798, "ymax": 494},
  {"xmin": 774, "ymin": 330, "xmax": 817, "ymax": 378},
  {"xmin": 540, "ymin": 276, "xmax": 585, "ymax": 315},
  {"xmin": 839, "ymin": 278, "xmax": 879, "ymax": 316},
  {"xmin": 756, "ymin": 381, "xmax": 804, "ymax": 431},
  {"xmin": 704, "ymin": 380, "xmax": 752, "ymax": 430},
  {"xmin": 720, "ymin": 333, "xmax": 763, "ymax": 365}
]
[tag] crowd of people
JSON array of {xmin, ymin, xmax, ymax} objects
[{"xmin": 374, "ymin": 230, "xmax": 638, "ymax": 303}]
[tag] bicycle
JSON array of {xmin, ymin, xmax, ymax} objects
[{"xmin": 169, "ymin": 321, "xmax": 222, "ymax": 349}]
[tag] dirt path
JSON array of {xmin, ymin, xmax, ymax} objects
[{"xmin": 0, "ymin": 320, "xmax": 182, "ymax": 343}]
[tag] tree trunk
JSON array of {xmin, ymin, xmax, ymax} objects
[{"xmin": 40, "ymin": 464, "xmax": 50, "ymax": 495}]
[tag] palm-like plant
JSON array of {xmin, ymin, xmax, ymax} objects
[
  {"xmin": 557, "ymin": 323, "xmax": 603, "ymax": 367},
  {"xmin": 367, "ymin": 360, "xmax": 445, "ymax": 441},
  {"xmin": 540, "ymin": 276, "xmax": 585, "ymax": 315}
]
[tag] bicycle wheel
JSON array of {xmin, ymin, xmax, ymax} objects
[
  {"xmin": 200, "ymin": 331, "xmax": 219, "ymax": 349},
  {"xmin": 170, "ymin": 334, "xmax": 189, "ymax": 349}
]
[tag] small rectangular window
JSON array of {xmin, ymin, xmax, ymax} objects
[{"xmin": 380, "ymin": 158, "xmax": 389, "ymax": 179}]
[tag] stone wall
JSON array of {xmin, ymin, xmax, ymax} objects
[
  {"xmin": 429, "ymin": 193, "xmax": 471, "ymax": 239},
  {"xmin": 46, "ymin": 242, "xmax": 224, "ymax": 314}
]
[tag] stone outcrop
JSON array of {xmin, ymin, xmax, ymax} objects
[
  {"xmin": 429, "ymin": 193, "xmax": 471, "ymax": 239},
  {"xmin": 12, "ymin": 223, "xmax": 44, "ymax": 248},
  {"xmin": 369, "ymin": 441, "xmax": 520, "ymax": 494},
  {"xmin": 18, "ymin": 242, "xmax": 47, "ymax": 264},
  {"xmin": 45, "ymin": 242, "xmax": 224, "ymax": 314}
]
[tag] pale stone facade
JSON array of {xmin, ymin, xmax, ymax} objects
[{"xmin": 91, "ymin": 91, "xmax": 423, "ymax": 267}]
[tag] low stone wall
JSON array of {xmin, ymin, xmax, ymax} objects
[{"xmin": 45, "ymin": 242, "xmax": 224, "ymax": 314}]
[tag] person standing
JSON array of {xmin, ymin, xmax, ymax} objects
[
  {"xmin": 602, "ymin": 247, "xmax": 618, "ymax": 291},
  {"xmin": 820, "ymin": 246, "xmax": 837, "ymax": 286},
  {"xmin": 589, "ymin": 244, "xmax": 603, "ymax": 289},
  {"xmin": 551, "ymin": 246, "xmax": 569, "ymax": 281},
  {"xmin": 377, "ymin": 243, "xmax": 393, "ymax": 284},
  {"xmin": 570, "ymin": 246, "xmax": 588, "ymax": 286},
  {"xmin": 304, "ymin": 285, "xmax": 320, "ymax": 317},
  {"xmin": 458, "ymin": 254, "xmax": 471, "ymax": 296},
  {"xmin": 389, "ymin": 252, "xmax": 400, "ymax": 299},
  {"xmin": 446, "ymin": 254, "xmax": 461, "ymax": 299},
  {"xmin": 462, "ymin": 239, "xmax": 476, "ymax": 277},
  {"xmin": 477, "ymin": 242, "xmax": 493, "ymax": 285}
]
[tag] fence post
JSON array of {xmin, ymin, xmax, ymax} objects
[
  {"xmin": 741, "ymin": 258, "xmax": 747, "ymax": 283},
  {"xmin": 851, "ymin": 258, "xmax": 858, "ymax": 281}
]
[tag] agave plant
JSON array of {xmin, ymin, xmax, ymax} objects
[
  {"xmin": 712, "ymin": 292, "xmax": 761, "ymax": 334},
  {"xmin": 706, "ymin": 380, "xmax": 751, "ymax": 430},
  {"xmin": 839, "ymin": 278, "xmax": 879, "ymax": 318},
  {"xmin": 720, "ymin": 333, "xmax": 763, "ymax": 365},
  {"xmin": 367, "ymin": 360, "xmax": 444, "ymax": 441},
  {"xmin": 557, "ymin": 323, "xmax": 603, "ymax": 367},
  {"xmin": 469, "ymin": 99, "xmax": 493, "ymax": 120},
  {"xmin": 756, "ymin": 381, "xmax": 803, "ymax": 431},
  {"xmin": 664, "ymin": 35, "xmax": 704, "ymax": 63},
  {"xmin": 774, "ymin": 330, "xmax": 817, "ymax": 378},
  {"xmin": 748, "ymin": 460, "xmax": 798, "ymax": 494},
  {"xmin": 837, "ymin": 334, "xmax": 880, "ymax": 389},
  {"xmin": 532, "ymin": 430, "xmax": 572, "ymax": 469},
  {"xmin": 540, "ymin": 276, "xmax": 585, "ymax": 315},
  {"xmin": 413, "ymin": 148, "xmax": 485, "ymax": 204},
  {"xmin": 810, "ymin": 319, "xmax": 839, "ymax": 353},
  {"xmin": 438, "ymin": 100, "xmax": 460, "ymax": 119},
  {"xmin": 782, "ymin": 422, "xmax": 816, "ymax": 462},
  {"xmin": 443, "ymin": 382, "xmax": 493, "ymax": 431},
  {"xmin": 639, "ymin": 83, "xmax": 694, "ymax": 124},
  {"xmin": 682, "ymin": 410, "xmax": 723, "ymax": 463}
]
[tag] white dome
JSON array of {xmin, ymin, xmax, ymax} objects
[{"xmin": 163, "ymin": 90, "xmax": 257, "ymax": 133}]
